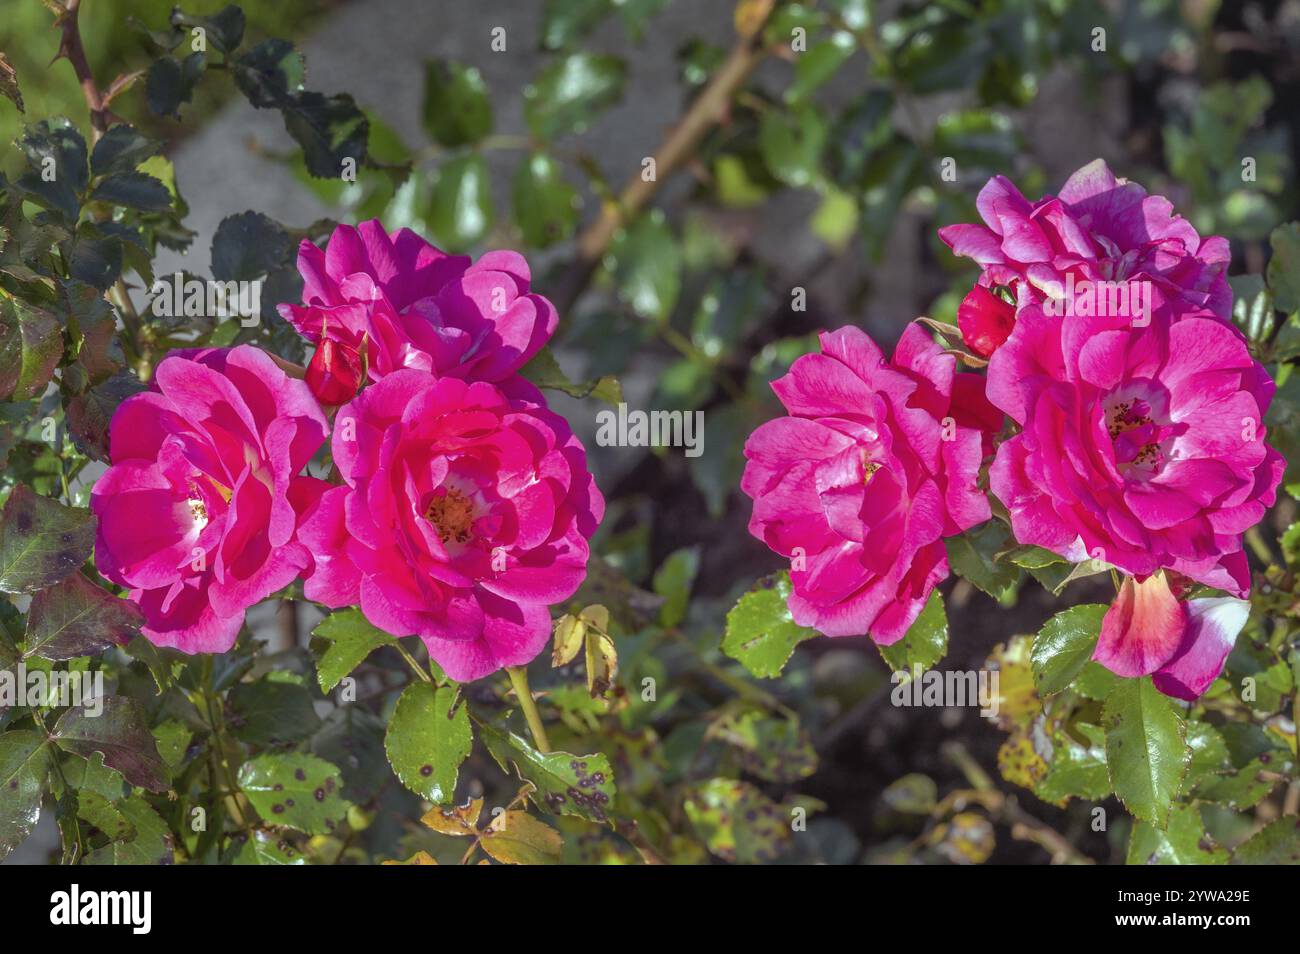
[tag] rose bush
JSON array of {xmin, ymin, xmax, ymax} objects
[{"xmin": 2, "ymin": 0, "xmax": 1298, "ymax": 872}]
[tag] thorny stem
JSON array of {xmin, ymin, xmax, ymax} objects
[
  {"xmin": 551, "ymin": 2, "xmax": 783, "ymax": 316},
  {"xmin": 506, "ymin": 665, "xmax": 551, "ymax": 753},
  {"xmin": 54, "ymin": 0, "xmax": 110, "ymax": 142},
  {"xmin": 199, "ymin": 657, "xmax": 248, "ymax": 829}
]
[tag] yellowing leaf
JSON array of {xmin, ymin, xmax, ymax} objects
[
  {"xmin": 420, "ymin": 798, "xmax": 483, "ymax": 837},
  {"xmin": 480, "ymin": 811, "xmax": 562, "ymax": 865}
]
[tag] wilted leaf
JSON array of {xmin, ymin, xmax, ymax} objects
[
  {"xmin": 0, "ymin": 486, "xmax": 96, "ymax": 594},
  {"xmin": 51, "ymin": 696, "xmax": 167, "ymax": 792},
  {"xmin": 23, "ymin": 571, "xmax": 143, "ymax": 660},
  {"xmin": 421, "ymin": 798, "xmax": 483, "ymax": 836},
  {"xmin": 480, "ymin": 810, "xmax": 562, "ymax": 865}
]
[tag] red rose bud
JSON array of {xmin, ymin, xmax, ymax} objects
[
  {"xmin": 957, "ymin": 284, "xmax": 1016, "ymax": 358},
  {"xmin": 306, "ymin": 338, "xmax": 364, "ymax": 406}
]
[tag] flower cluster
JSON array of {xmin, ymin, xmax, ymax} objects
[
  {"xmin": 95, "ymin": 221, "xmax": 601, "ymax": 680},
  {"xmin": 743, "ymin": 161, "xmax": 1281, "ymax": 700}
]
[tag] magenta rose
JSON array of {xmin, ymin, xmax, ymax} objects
[
  {"xmin": 741, "ymin": 324, "xmax": 994, "ymax": 644},
  {"xmin": 278, "ymin": 220, "xmax": 557, "ymax": 385},
  {"xmin": 939, "ymin": 159, "xmax": 1231, "ymax": 337},
  {"xmin": 91, "ymin": 346, "xmax": 328, "ymax": 653},
  {"xmin": 986, "ymin": 291, "xmax": 1283, "ymax": 598},
  {"xmin": 298, "ymin": 371, "xmax": 603, "ymax": 681}
]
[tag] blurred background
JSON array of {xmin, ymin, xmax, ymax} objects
[{"xmin": 3, "ymin": 0, "xmax": 1298, "ymax": 863}]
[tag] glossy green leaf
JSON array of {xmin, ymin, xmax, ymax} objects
[
  {"xmin": 1102, "ymin": 677, "xmax": 1188, "ymax": 827},
  {"xmin": 1127, "ymin": 804, "xmax": 1226, "ymax": 864},
  {"xmin": 1232, "ymin": 817, "xmax": 1300, "ymax": 864},
  {"xmin": 722, "ymin": 572, "xmax": 817, "ymax": 678},
  {"xmin": 512, "ymin": 152, "xmax": 579, "ymax": 247},
  {"xmin": 1031, "ymin": 604, "xmax": 1107, "ymax": 694},
  {"xmin": 89, "ymin": 172, "xmax": 172, "ymax": 212},
  {"xmin": 427, "ymin": 153, "xmax": 493, "ymax": 252},
  {"xmin": 422, "ymin": 61, "xmax": 492, "ymax": 146},
  {"xmin": 384, "ymin": 683, "xmax": 471, "ymax": 803},
  {"xmin": 312, "ymin": 608, "xmax": 396, "ymax": 693},
  {"xmin": 878, "ymin": 589, "xmax": 948, "ymax": 673},
  {"xmin": 606, "ymin": 210, "xmax": 681, "ymax": 320},
  {"xmin": 90, "ymin": 124, "xmax": 163, "ymax": 178},
  {"xmin": 946, "ymin": 521, "xmax": 1022, "ymax": 602},
  {"xmin": 524, "ymin": 53, "xmax": 626, "ymax": 140}
]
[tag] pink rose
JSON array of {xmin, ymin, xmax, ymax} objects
[
  {"xmin": 1094, "ymin": 572, "xmax": 1251, "ymax": 701},
  {"xmin": 298, "ymin": 371, "xmax": 603, "ymax": 681},
  {"xmin": 987, "ymin": 291, "xmax": 1283, "ymax": 597},
  {"xmin": 939, "ymin": 159, "xmax": 1231, "ymax": 333},
  {"xmin": 741, "ymin": 324, "xmax": 994, "ymax": 644},
  {"xmin": 91, "ymin": 346, "xmax": 328, "ymax": 653},
  {"xmin": 278, "ymin": 220, "xmax": 557, "ymax": 385}
]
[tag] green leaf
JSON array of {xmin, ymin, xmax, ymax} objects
[
  {"xmin": 23, "ymin": 570, "xmax": 143, "ymax": 661},
  {"xmin": 68, "ymin": 234, "xmax": 124, "ymax": 290},
  {"xmin": 310, "ymin": 706, "xmax": 388, "ymax": 803},
  {"xmin": 172, "ymin": 4, "xmax": 246, "ymax": 54},
  {"xmin": 422, "ymin": 61, "xmax": 492, "ymax": 147},
  {"xmin": 881, "ymin": 773, "xmax": 938, "ymax": 814},
  {"xmin": 1102, "ymin": 677, "xmax": 1188, "ymax": 827},
  {"xmin": 1267, "ymin": 221, "xmax": 1300, "ymax": 313},
  {"xmin": 1127, "ymin": 804, "xmax": 1227, "ymax": 864},
  {"xmin": 89, "ymin": 172, "xmax": 172, "ymax": 212},
  {"xmin": 15, "ymin": 119, "xmax": 88, "ymax": 222},
  {"xmin": 228, "ymin": 679, "xmax": 321, "ymax": 747},
  {"xmin": 90, "ymin": 124, "xmax": 163, "ymax": 178},
  {"xmin": 722, "ymin": 572, "xmax": 817, "ymax": 678},
  {"xmin": 0, "ymin": 730, "xmax": 48, "ymax": 861},
  {"xmin": 427, "ymin": 153, "xmax": 493, "ymax": 252},
  {"xmin": 512, "ymin": 152, "xmax": 579, "ymax": 248},
  {"xmin": 653, "ymin": 547, "xmax": 699, "ymax": 628},
  {"xmin": 759, "ymin": 106, "xmax": 829, "ymax": 188},
  {"xmin": 1030, "ymin": 604, "xmax": 1107, "ymax": 694},
  {"xmin": 279, "ymin": 91, "xmax": 369, "ymax": 179},
  {"xmin": 606, "ymin": 209, "xmax": 682, "ymax": 320},
  {"xmin": 232, "ymin": 39, "xmax": 304, "ymax": 108},
  {"xmin": 0, "ymin": 485, "xmax": 96, "ymax": 595},
  {"xmin": 878, "ymin": 590, "xmax": 948, "ymax": 673},
  {"xmin": 540, "ymin": 0, "xmax": 614, "ymax": 49},
  {"xmin": 711, "ymin": 709, "xmax": 817, "ymax": 783},
  {"xmin": 518, "ymin": 346, "xmax": 622, "ymax": 405},
  {"xmin": 51, "ymin": 696, "xmax": 167, "ymax": 793},
  {"xmin": 683, "ymin": 778, "xmax": 792, "ymax": 864},
  {"xmin": 480, "ymin": 723, "xmax": 616, "ymax": 822},
  {"xmin": 384, "ymin": 683, "xmax": 472, "ymax": 803},
  {"xmin": 211, "ymin": 211, "xmax": 291, "ymax": 281},
  {"xmin": 312, "ymin": 608, "xmax": 396, "ymax": 693},
  {"xmin": 146, "ymin": 53, "xmax": 206, "ymax": 119},
  {"xmin": 1232, "ymin": 817, "xmax": 1300, "ymax": 864},
  {"xmin": 83, "ymin": 795, "xmax": 172, "ymax": 865},
  {"xmin": 946, "ymin": 521, "xmax": 1022, "ymax": 602},
  {"xmin": 237, "ymin": 752, "xmax": 351, "ymax": 835},
  {"xmin": 524, "ymin": 53, "xmax": 626, "ymax": 140},
  {"xmin": 65, "ymin": 371, "xmax": 146, "ymax": 463},
  {"xmin": 0, "ymin": 297, "xmax": 62, "ymax": 401},
  {"xmin": 786, "ymin": 32, "xmax": 856, "ymax": 104},
  {"xmin": 227, "ymin": 829, "xmax": 306, "ymax": 865},
  {"xmin": 1036, "ymin": 723, "xmax": 1110, "ymax": 805}
]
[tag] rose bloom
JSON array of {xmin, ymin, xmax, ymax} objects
[
  {"xmin": 741, "ymin": 324, "xmax": 995, "ymax": 644},
  {"xmin": 1093, "ymin": 571, "xmax": 1251, "ymax": 701},
  {"xmin": 91, "ymin": 346, "xmax": 328, "ymax": 653},
  {"xmin": 298, "ymin": 371, "xmax": 602, "ymax": 681},
  {"xmin": 941, "ymin": 159, "xmax": 1231, "ymax": 353},
  {"xmin": 278, "ymin": 220, "xmax": 556, "ymax": 385},
  {"xmin": 987, "ymin": 286, "xmax": 1283, "ymax": 598}
]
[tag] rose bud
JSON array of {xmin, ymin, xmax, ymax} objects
[{"xmin": 306, "ymin": 337, "xmax": 365, "ymax": 406}]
